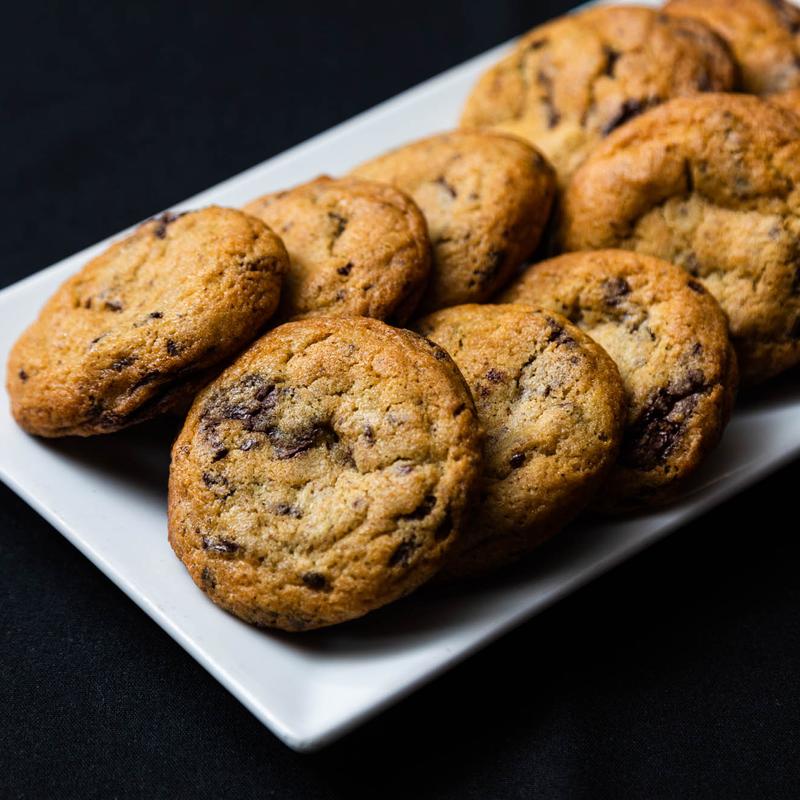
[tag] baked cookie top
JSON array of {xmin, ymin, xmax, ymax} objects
[
  {"xmin": 243, "ymin": 176, "xmax": 430, "ymax": 324},
  {"xmin": 415, "ymin": 304, "xmax": 625, "ymax": 576},
  {"xmin": 168, "ymin": 316, "xmax": 481, "ymax": 631},
  {"xmin": 770, "ymin": 87, "xmax": 800, "ymax": 116},
  {"xmin": 666, "ymin": 0, "xmax": 800, "ymax": 95},
  {"xmin": 499, "ymin": 251, "xmax": 738, "ymax": 512},
  {"xmin": 460, "ymin": 5, "xmax": 735, "ymax": 184},
  {"xmin": 560, "ymin": 93, "xmax": 800, "ymax": 384},
  {"xmin": 7, "ymin": 207, "xmax": 288, "ymax": 437},
  {"xmin": 352, "ymin": 131, "xmax": 555, "ymax": 312}
]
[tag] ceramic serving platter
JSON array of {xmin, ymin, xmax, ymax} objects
[{"xmin": 2, "ymin": 0, "xmax": 799, "ymax": 752}]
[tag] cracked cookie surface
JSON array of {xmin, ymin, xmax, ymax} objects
[
  {"xmin": 7, "ymin": 207, "xmax": 288, "ymax": 437},
  {"xmin": 560, "ymin": 93, "xmax": 800, "ymax": 384},
  {"xmin": 500, "ymin": 251, "xmax": 737, "ymax": 512},
  {"xmin": 414, "ymin": 304, "xmax": 625, "ymax": 576},
  {"xmin": 666, "ymin": 0, "xmax": 800, "ymax": 95},
  {"xmin": 243, "ymin": 176, "xmax": 430, "ymax": 324},
  {"xmin": 168, "ymin": 316, "xmax": 481, "ymax": 630},
  {"xmin": 460, "ymin": 5, "xmax": 734, "ymax": 184},
  {"xmin": 352, "ymin": 131, "xmax": 555, "ymax": 312}
]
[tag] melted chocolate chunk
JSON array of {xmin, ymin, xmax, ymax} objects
[
  {"xmin": 166, "ymin": 339, "xmax": 181, "ymax": 356},
  {"xmin": 153, "ymin": 211, "xmax": 185, "ymax": 239},
  {"xmin": 475, "ymin": 250, "xmax": 506, "ymax": 286},
  {"xmin": 104, "ymin": 300, "xmax": 123, "ymax": 312},
  {"xmin": 201, "ymin": 567, "xmax": 217, "ymax": 590},
  {"xmin": 546, "ymin": 318, "xmax": 576, "ymax": 346},
  {"xmin": 328, "ymin": 211, "xmax": 348, "ymax": 239},
  {"xmin": 509, "ymin": 452, "xmax": 526, "ymax": 469},
  {"xmin": 537, "ymin": 69, "xmax": 561, "ymax": 128},
  {"xmin": 603, "ymin": 45, "xmax": 620, "ymax": 77},
  {"xmin": 110, "ymin": 356, "xmax": 136, "ymax": 372},
  {"xmin": 273, "ymin": 503, "xmax": 303, "ymax": 519},
  {"xmin": 687, "ymin": 280, "xmax": 705, "ymax": 294},
  {"xmin": 337, "ymin": 262, "xmax": 353, "ymax": 276},
  {"xmin": 148, "ymin": 311, "xmax": 163, "ymax": 319},
  {"xmin": 18, "ymin": 369, "xmax": 28, "ymax": 382},
  {"xmin": 625, "ymin": 371, "xmax": 707, "ymax": 470},
  {"xmin": 434, "ymin": 175, "xmax": 457, "ymax": 198},
  {"xmin": 387, "ymin": 538, "xmax": 419, "ymax": 567},
  {"xmin": 602, "ymin": 276, "xmax": 631, "ymax": 306},
  {"xmin": 486, "ymin": 368, "xmax": 506, "ymax": 384},
  {"xmin": 202, "ymin": 535, "xmax": 239, "ymax": 554},
  {"xmin": 302, "ymin": 571, "xmax": 328, "ymax": 591},
  {"xmin": 362, "ymin": 425, "xmax": 375, "ymax": 444}
]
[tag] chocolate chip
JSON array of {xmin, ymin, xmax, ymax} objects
[
  {"xmin": 273, "ymin": 503, "xmax": 303, "ymax": 518},
  {"xmin": 166, "ymin": 339, "xmax": 180, "ymax": 356},
  {"xmin": 337, "ymin": 262, "xmax": 353, "ymax": 276},
  {"xmin": 270, "ymin": 421, "xmax": 339, "ymax": 459},
  {"xmin": 509, "ymin": 453, "xmax": 526, "ymax": 469},
  {"xmin": 692, "ymin": 342, "xmax": 703, "ymax": 356},
  {"xmin": 200, "ymin": 567, "xmax": 216, "ymax": 590},
  {"xmin": 212, "ymin": 447, "xmax": 229, "ymax": 462},
  {"xmin": 328, "ymin": 211, "xmax": 348, "ymax": 238},
  {"xmin": 474, "ymin": 250, "xmax": 506, "ymax": 287},
  {"xmin": 18, "ymin": 369, "xmax": 28, "ymax": 382},
  {"xmin": 104, "ymin": 300, "xmax": 123, "ymax": 312},
  {"xmin": 387, "ymin": 538, "xmax": 419, "ymax": 567},
  {"xmin": 602, "ymin": 276, "xmax": 631, "ymax": 306},
  {"xmin": 624, "ymin": 372, "xmax": 708, "ymax": 470},
  {"xmin": 363, "ymin": 425, "xmax": 375, "ymax": 444},
  {"xmin": 110, "ymin": 356, "xmax": 136, "ymax": 372},
  {"xmin": 434, "ymin": 175, "xmax": 457, "ymax": 198},
  {"xmin": 302, "ymin": 571, "xmax": 328, "ymax": 591},
  {"xmin": 602, "ymin": 98, "xmax": 654, "ymax": 136},
  {"xmin": 536, "ymin": 69, "xmax": 560, "ymax": 128},
  {"xmin": 202, "ymin": 535, "xmax": 239, "ymax": 554},
  {"xmin": 687, "ymin": 280, "xmax": 705, "ymax": 294},
  {"xmin": 603, "ymin": 45, "xmax": 620, "ymax": 77},
  {"xmin": 486, "ymin": 368, "xmax": 506, "ymax": 384},
  {"xmin": 335, "ymin": 290, "xmax": 346, "ymax": 301},
  {"xmin": 148, "ymin": 311, "xmax": 163, "ymax": 319},
  {"xmin": 528, "ymin": 38, "xmax": 547, "ymax": 50},
  {"xmin": 546, "ymin": 318, "xmax": 576, "ymax": 346},
  {"xmin": 153, "ymin": 211, "xmax": 184, "ymax": 239}
]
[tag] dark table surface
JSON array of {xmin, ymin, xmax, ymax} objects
[{"xmin": 2, "ymin": 2, "xmax": 799, "ymax": 798}]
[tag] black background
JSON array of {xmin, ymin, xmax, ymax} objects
[{"xmin": 2, "ymin": 2, "xmax": 799, "ymax": 798}]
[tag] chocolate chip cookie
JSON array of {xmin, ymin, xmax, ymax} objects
[
  {"xmin": 499, "ymin": 251, "xmax": 738, "ymax": 512},
  {"xmin": 352, "ymin": 131, "xmax": 556, "ymax": 312},
  {"xmin": 666, "ymin": 0, "xmax": 800, "ymax": 95},
  {"xmin": 414, "ymin": 304, "xmax": 625, "ymax": 577},
  {"xmin": 243, "ymin": 176, "xmax": 430, "ymax": 323},
  {"xmin": 560, "ymin": 93, "xmax": 800, "ymax": 384},
  {"xmin": 7, "ymin": 207, "xmax": 288, "ymax": 437},
  {"xmin": 460, "ymin": 5, "xmax": 735, "ymax": 184},
  {"xmin": 168, "ymin": 316, "xmax": 481, "ymax": 630}
]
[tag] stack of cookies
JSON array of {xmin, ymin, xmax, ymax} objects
[{"xmin": 8, "ymin": 0, "xmax": 800, "ymax": 631}]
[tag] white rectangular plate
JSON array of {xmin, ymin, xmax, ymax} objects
[{"xmin": 2, "ymin": 0, "xmax": 800, "ymax": 753}]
